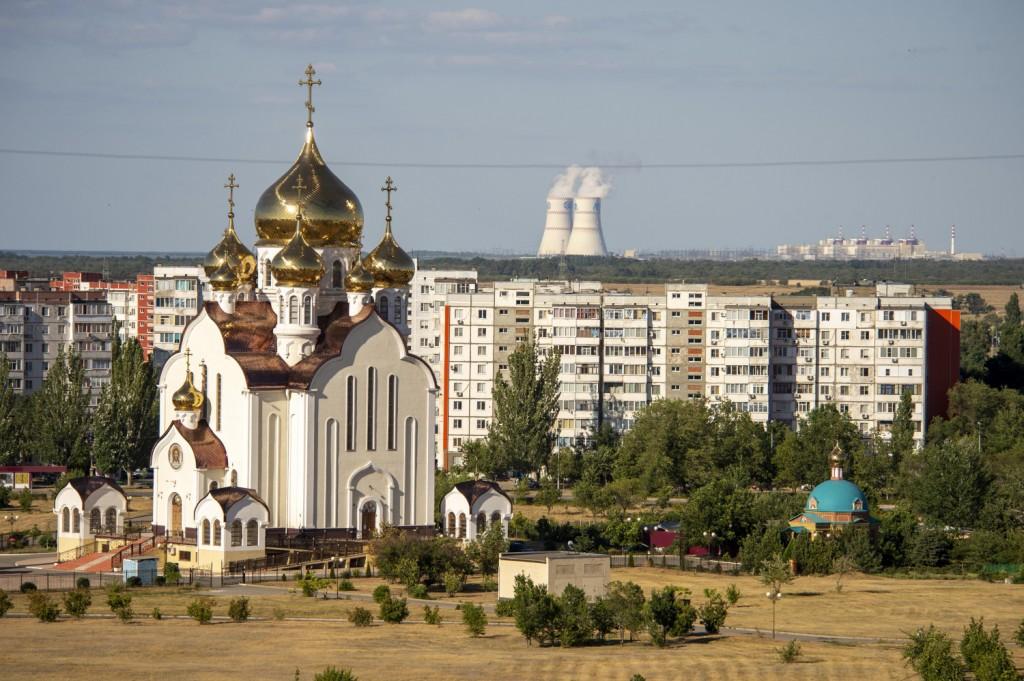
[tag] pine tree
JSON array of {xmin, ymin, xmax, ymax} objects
[
  {"xmin": 889, "ymin": 391, "xmax": 916, "ymax": 467},
  {"xmin": 92, "ymin": 336, "xmax": 158, "ymax": 484},
  {"xmin": 489, "ymin": 337, "xmax": 560, "ymax": 477},
  {"xmin": 31, "ymin": 347, "xmax": 91, "ymax": 469},
  {"xmin": 0, "ymin": 353, "xmax": 22, "ymax": 464}
]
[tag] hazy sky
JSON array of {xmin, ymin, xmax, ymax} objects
[{"xmin": 1, "ymin": 1, "xmax": 1022, "ymax": 255}]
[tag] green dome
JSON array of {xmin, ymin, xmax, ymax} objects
[{"xmin": 806, "ymin": 479, "xmax": 868, "ymax": 513}]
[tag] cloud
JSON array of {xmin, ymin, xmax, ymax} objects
[
  {"xmin": 548, "ymin": 166, "xmax": 612, "ymax": 199},
  {"xmin": 424, "ymin": 8, "xmax": 501, "ymax": 32}
]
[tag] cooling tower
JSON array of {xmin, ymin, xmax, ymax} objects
[
  {"xmin": 537, "ymin": 197, "xmax": 573, "ymax": 257},
  {"xmin": 564, "ymin": 197, "xmax": 607, "ymax": 256}
]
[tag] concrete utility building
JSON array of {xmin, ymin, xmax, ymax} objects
[{"xmin": 498, "ymin": 551, "xmax": 611, "ymax": 601}]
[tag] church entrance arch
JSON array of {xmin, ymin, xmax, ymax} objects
[
  {"xmin": 169, "ymin": 493, "xmax": 182, "ymax": 536},
  {"xmin": 360, "ymin": 501, "xmax": 377, "ymax": 539}
]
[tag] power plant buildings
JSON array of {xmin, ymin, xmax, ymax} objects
[
  {"xmin": 537, "ymin": 196, "xmax": 608, "ymax": 257},
  {"xmin": 776, "ymin": 226, "xmax": 983, "ymax": 261}
]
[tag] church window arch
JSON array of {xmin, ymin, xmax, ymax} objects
[
  {"xmin": 169, "ymin": 494, "xmax": 182, "ymax": 535},
  {"xmin": 458, "ymin": 513, "xmax": 467, "ymax": 539},
  {"xmin": 447, "ymin": 512, "xmax": 456, "ymax": 537},
  {"xmin": 393, "ymin": 297, "xmax": 402, "ymax": 323},
  {"xmin": 246, "ymin": 519, "xmax": 258, "ymax": 546},
  {"xmin": 377, "ymin": 295, "xmax": 389, "ymax": 319},
  {"xmin": 288, "ymin": 296, "xmax": 298, "ymax": 324},
  {"xmin": 325, "ymin": 418, "xmax": 339, "ymax": 526},
  {"xmin": 303, "ymin": 295, "xmax": 313, "ymax": 325},
  {"xmin": 332, "ymin": 260, "xmax": 343, "ymax": 288},
  {"xmin": 345, "ymin": 376, "xmax": 357, "ymax": 451},
  {"xmin": 89, "ymin": 508, "xmax": 101, "ymax": 533},
  {"xmin": 366, "ymin": 367, "xmax": 377, "ymax": 451},
  {"xmin": 105, "ymin": 507, "xmax": 117, "ymax": 533},
  {"xmin": 262, "ymin": 259, "xmax": 271, "ymax": 287},
  {"xmin": 213, "ymin": 519, "xmax": 222, "ymax": 546},
  {"xmin": 476, "ymin": 512, "xmax": 487, "ymax": 534},
  {"xmin": 230, "ymin": 470, "xmax": 238, "ymax": 487},
  {"xmin": 404, "ymin": 417, "xmax": 417, "ymax": 523},
  {"xmin": 72, "ymin": 508, "xmax": 80, "ymax": 533},
  {"xmin": 387, "ymin": 375, "xmax": 398, "ymax": 451},
  {"xmin": 853, "ymin": 499, "xmax": 863, "ymax": 511},
  {"xmin": 231, "ymin": 519, "xmax": 243, "ymax": 546},
  {"xmin": 491, "ymin": 511, "xmax": 502, "ymax": 532},
  {"xmin": 201, "ymin": 519, "xmax": 211, "ymax": 545},
  {"xmin": 61, "ymin": 507, "xmax": 70, "ymax": 533}
]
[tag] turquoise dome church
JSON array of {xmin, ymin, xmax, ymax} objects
[{"xmin": 788, "ymin": 444, "xmax": 875, "ymax": 536}]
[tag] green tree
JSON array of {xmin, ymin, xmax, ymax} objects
[
  {"xmin": 680, "ymin": 474, "xmax": 755, "ymax": 556},
  {"xmin": 901, "ymin": 438, "xmax": 990, "ymax": 529},
  {"xmin": 489, "ymin": 337, "xmax": 560, "ymax": 476},
  {"xmin": 91, "ymin": 337, "xmax": 158, "ymax": 484},
  {"xmin": 535, "ymin": 476, "xmax": 560, "ymax": 514},
  {"xmin": 460, "ymin": 439, "xmax": 501, "ymax": 479},
  {"xmin": 903, "ymin": 626, "xmax": 965, "ymax": 681},
  {"xmin": 0, "ymin": 353, "xmax": 26, "ymax": 464},
  {"xmin": 890, "ymin": 390, "xmax": 916, "ymax": 466},
  {"xmin": 556, "ymin": 584, "xmax": 593, "ymax": 647},
  {"xmin": 605, "ymin": 580, "xmax": 646, "ymax": 644},
  {"xmin": 614, "ymin": 399, "xmax": 711, "ymax": 492},
  {"xmin": 465, "ymin": 522, "xmax": 509, "ymax": 577},
  {"xmin": 313, "ymin": 667, "xmax": 358, "ymax": 681},
  {"xmin": 461, "ymin": 602, "xmax": 487, "ymax": 637},
  {"xmin": 773, "ymin": 406, "xmax": 862, "ymax": 487},
  {"xmin": 960, "ymin": 319, "xmax": 993, "ymax": 379},
  {"xmin": 758, "ymin": 554, "xmax": 793, "ymax": 640},
  {"xmin": 31, "ymin": 347, "xmax": 91, "ymax": 469}
]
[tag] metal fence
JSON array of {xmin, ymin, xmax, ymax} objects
[
  {"xmin": 0, "ymin": 570, "xmax": 125, "ymax": 593},
  {"xmin": 609, "ymin": 553, "xmax": 742, "ymax": 574}
]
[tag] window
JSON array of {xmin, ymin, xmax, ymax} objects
[
  {"xmin": 447, "ymin": 512, "xmax": 456, "ymax": 536},
  {"xmin": 288, "ymin": 295, "xmax": 298, "ymax": 324},
  {"xmin": 477, "ymin": 512, "xmax": 487, "ymax": 533},
  {"xmin": 491, "ymin": 511, "xmax": 502, "ymax": 531},
  {"xmin": 346, "ymin": 376, "xmax": 357, "ymax": 451},
  {"xmin": 366, "ymin": 368, "xmax": 378, "ymax": 450},
  {"xmin": 231, "ymin": 519, "xmax": 243, "ymax": 547},
  {"xmin": 303, "ymin": 295, "xmax": 313, "ymax": 325},
  {"xmin": 202, "ymin": 519, "xmax": 211, "ymax": 545},
  {"xmin": 105, "ymin": 507, "xmax": 117, "ymax": 533},
  {"xmin": 477, "ymin": 309, "xmax": 487, "ymax": 319},
  {"xmin": 213, "ymin": 520, "xmax": 222, "ymax": 545},
  {"xmin": 332, "ymin": 260, "xmax": 343, "ymax": 288},
  {"xmin": 378, "ymin": 296, "xmax": 389, "ymax": 319},
  {"xmin": 387, "ymin": 374, "xmax": 398, "ymax": 450},
  {"xmin": 61, "ymin": 507, "xmax": 70, "ymax": 533},
  {"xmin": 72, "ymin": 508, "xmax": 80, "ymax": 533},
  {"xmin": 458, "ymin": 513, "xmax": 467, "ymax": 539},
  {"xmin": 90, "ymin": 508, "xmax": 101, "ymax": 533},
  {"xmin": 246, "ymin": 519, "xmax": 258, "ymax": 546}
]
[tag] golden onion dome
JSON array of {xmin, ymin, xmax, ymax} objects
[
  {"xmin": 254, "ymin": 127, "xmax": 364, "ymax": 247},
  {"xmin": 271, "ymin": 215, "xmax": 325, "ymax": 288},
  {"xmin": 209, "ymin": 259, "xmax": 238, "ymax": 292},
  {"xmin": 364, "ymin": 224, "xmax": 415, "ymax": 288},
  {"xmin": 204, "ymin": 176, "xmax": 257, "ymax": 283},
  {"xmin": 344, "ymin": 257, "xmax": 375, "ymax": 293},
  {"xmin": 172, "ymin": 370, "xmax": 204, "ymax": 412}
]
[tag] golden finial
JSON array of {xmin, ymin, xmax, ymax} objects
[
  {"xmin": 293, "ymin": 175, "xmax": 307, "ymax": 220},
  {"xmin": 172, "ymin": 348, "xmax": 204, "ymax": 412},
  {"xmin": 381, "ymin": 176, "xmax": 397, "ymax": 232},
  {"xmin": 299, "ymin": 64, "xmax": 322, "ymax": 128},
  {"xmin": 224, "ymin": 173, "xmax": 239, "ymax": 219},
  {"xmin": 184, "ymin": 348, "xmax": 193, "ymax": 371}
]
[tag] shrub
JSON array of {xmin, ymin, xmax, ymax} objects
[
  {"xmin": 0, "ymin": 589, "xmax": 11, "ymax": 617},
  {"xmin": 228, "ymin": 597, "xmax": 250, "ymax": 623},
  {"xmin": 423, "ymin": 605, "xmax": 443, "ymax": 625},
  {"xmin": 372, "ymin": 585, "xmax": 391, "ymax": 604},
  {"xmin": 338, "ymin": 579, "xmax": 355, "ymax": 592},
  {"xmin": 38, "ymin": 533, "xmax": 56, "ymax": 549},
  {"xmin": 126, "ymin": 576, "xmax": 143, "ymax": 588},
  {"xmin": 187, "ymin": 597, "xmax": 215, "ymax": 624},
  {"xmin": 155, "ymin": 576, "xmax": 166, "ymax": 587},
  {"xmin": 340, "ymin": 569, "xmax": 353, "ymax": 579},
  {"xmin": 163, "ymin": 562, "xmax": 181, "ymax": 584},
  {"xmin": 960, "ymin": 618, "xmax": 1016, "ymax": 681},
  {"xmin": 28, "ymin": 592, "xmax": 61, "ymax": 622},
  {"xmin": 313, "ymin": 667, "xmax": 358, "ymax": 681},
  {"xmin": 62, "ymin": 589, "xmax": 92, "ymax": 618},
  {"xmin": 300, "ymin": 576, "xmax": 328, "ymax": 597},
  {"xmin": 272, "ymin": 607, "xmax": 286, "ymax": 621},
  {"xmin": 151, "ymin": 607, "xmax": 163, "ymax": 620},
  {"xmin": 494, "ymin": 599, "xmax": 515, "ymax": 618},
  {"xmin": 75, "ymin": 576, "xmax": 91, "ymax": 590},
  {"xmin": 697, "ymin": 589, "xmax": 729, "ymax": 635},
  {"xmin": 725, "ymin": 584, "xmax": 741, "ymax": 606},
  {"xmin": 557, "ymin": 584, "xmax": 592, "ymax": 647},
  {"xmin": 481, "ymin": 576, "xmax": 497, "ymax": 592},
  {"xmin": 379, "ymin": 596, "xmax": 409, "ymax": 624},
  {"xmin": 777, "ymin": 640, "xmax": 801, "ymax": 663},
  {"xmin": 20, "ymin": 581, "xmax": 37, "ymax": 594},
  {"xmin": 443, "ymin": 570, "xmax": 464, "ymax": 597},
  {"xmin": 0, "ymin": 483, "xmax": 9, "ymax": 507},
  {"xmin": 106, "ymin": 584, "xmax": 133, "ymax": 622},
  {"xmin": 590, "ymin": 598, "xmax": 615, "ymax": 641},
  {"xmin": 348, "ymin": 606, "xmax": 373, "ymax": 627},
  {"xmin": 407, "ymin": 583, "xmax": 428, "ymax": 599},
  {"xmin": 629, "ymin": 676, "xmax": 646, "ymax": 681},
  {"xmin": 17, "ymin": 488, "xmax": 33, "ymax": 512},
  {"xmin": 1016, "ymin": 619, "xmax": 1024, "ymax": 648},
  {"xmin": 903, "ymin": 625, "xmax": 965, "ymax": 681},
  {"xmin": 462, "ymin": 602, "xmax": 487, "ymax": 637}
]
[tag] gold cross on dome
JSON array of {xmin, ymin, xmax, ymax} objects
[
  {"xmin": 381, "ymin": 176, "xmax": 397, "ymax": 225},
  {"xmin": 183, "ymin": 348, "xmax": 192, "ymax": 371},
  {"xmin": 292, "ymin": 175, "xmax": 307, "ymax": 217},
  {"xmin": 224, "ymin": 173, "xmax": 238, "ymax": 215},
  {"xmin": 299, "ymin": 64, "xmax": 321, "ymax": 127}
]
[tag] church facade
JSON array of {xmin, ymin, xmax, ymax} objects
[{"xmin": 149, "ymin": 66, "xmax": 436, "ymax": 566}]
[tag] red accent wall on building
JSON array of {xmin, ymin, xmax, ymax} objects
[
  {"xmin": 442, "ymin": 304, "xmax": 451, "ymax": 471},
  {"xmin": 926, "ymin": 307, "xmax": 961, "ymax": 426}
]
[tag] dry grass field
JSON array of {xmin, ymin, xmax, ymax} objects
[
  {"xmin": 2, "ymin": 487, "xmax": 152, "ymax": 534},
  {"xmin": 1, "ymin": 567, "xmax": 1021, "ymax": 680}
]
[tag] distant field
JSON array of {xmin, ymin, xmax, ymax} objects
[{"xmin": 1, "ymin": 567, "xmax": 1020, "ymax": 680}]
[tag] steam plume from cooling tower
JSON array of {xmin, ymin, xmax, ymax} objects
[{"xmin": 538, "ymin": 165, "xmax": 612, "ymax": 257}]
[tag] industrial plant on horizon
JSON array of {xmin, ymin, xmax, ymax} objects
[{"xmin": 537, "ymin": 166, "xmax": 610, "ymax": 258}]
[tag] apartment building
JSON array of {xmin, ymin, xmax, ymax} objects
[
  {"xmin": 0, "ymin": 290, "xmax": 113, "ymax": 405},
  {"xmin": 48, "ymin": 271, "xmax": 156, "ymax": 357},
  {"xmin": 413, "ymin": 277, "xmax": 958, "ymax": 468},
  {"xmin": 152, "ymin": 265, "xmax": 205, "ymax": 364}
]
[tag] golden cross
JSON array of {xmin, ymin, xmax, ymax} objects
[
  {"xmin": 381, "ymin": 176, "xmax": 397, "ymax": 226},
  {"xmin": 183, "ymin": 348, "xmax": 192, "ymax": 371},
  {"xmin": 293, "ymin": 175, "xmax": 307, "ymax": 217},
  {"xmin": 299, "ymin": 64, "xmax": 321, "ymax": 127},
  {"xmin": 224, "ymin": 173, "xmax": 239, "ymax": 217}
]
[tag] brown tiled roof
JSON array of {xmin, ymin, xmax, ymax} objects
[
  {"xmin": 452, "ymin": 480, "xmax": 511, "ymax": 507},
  {"xmin": 206, "ymin": 486, "xmax": 269, "ymax": 514},
  {"xmin": 171, "ymin": 420, "xmax": 229, "ymax": 469},
  {"xmin": 68, "ymin": 476, "xmax": 125, "ymax": 503},
  {"xmin": 288, "ymin": 305, "xmax": 374, "ymax": 389}
]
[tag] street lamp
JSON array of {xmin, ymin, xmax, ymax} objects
[
  {"xmin": 702, "ymin": 530, "xmax": 716, "ymax": 557},
  {"xmin": 766, "ymin": 588, "xmax": 783, "ymax": 640}
]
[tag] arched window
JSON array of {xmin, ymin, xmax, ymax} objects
[
  {"xmin": 288, "ymin": 295, "xmax": 298, "ymax": 324},
  {"xmin": 72, "ymin": 508, "xmax": 80, "ymax": 533},
  {"xmin": 491, "ymin": 511, "xmax": 502, "ymax": 532},
  {"xmin": 377, "ymin": 295, "xmax": 389, "ymax": 319},
  {"xmin": 303, "ymin": 295, "xmax": 313, "ymax": 325},
  {"xmin": 213, "ymin": 519, "xmax": 222, "ymax": 546},
  {"xmin": 246, "ymin": 519, "xmax": 259, "ymax": 546},
  {"xmin": 231, "ymin": 519, "xmax": 243, "ymax": 547},
  {"xmin": 262, "ymin": 259, "xmax": 271, "ymax": 287},
  {"xmin": 366, "ymin": 367, "xmax": 377, "ymax": 450},
  {"xmin": 169, "ymin": 494, "xmax": 182, "ymax": 534},
  {"xmin": 61, "ymin": 507, "xmax": 69, "ymax": 533},
  {"xmin": 447, "ymin": 512, "xmax": 456, "ymax": 537},
  {"xmin": 345, "ymin": 376, "xmax": 357, "ymax": 451},
  {"xmin": 393, "ymin": 297, "xmax": 402, "ymax": 323},
  {"xmin": 201, "ymin": 519, "xmax": 211, "ymax": 545},
  {"xmin": 853, "ymin": 499, "xmax": 863, "ymax": 511},
  {"xmin": 105, "ymin": 507, "xmax": 117, "ymax": 533},
  {"xmin": 458, "ymin": 513, "xmax": 467, "ymax": 539},
  {"xmin": 387, "ymin": 375, "xmax": 398, "ymax": 450},
  {"xmin": 89, "ymin": 508, "xmax": 101, "ymax": 533},
  {"xmin": 476, "ymin": 512, "xmax": 487, "ymax": 534},
  {"xmin": 332, "ymin": 260, "xmax": 343, "ymax": 288}
]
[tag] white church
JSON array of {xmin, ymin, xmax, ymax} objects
[{"xmin": 147, "ymin": 66, "xmax": 437, "ymax": 569}]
